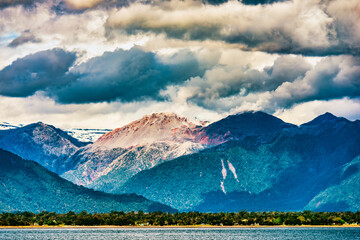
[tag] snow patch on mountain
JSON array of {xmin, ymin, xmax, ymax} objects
[
  {"xmin": 221, "ymin": 159, "xmax": 227, "ymax": 180},
  {"xmin": 227, "ymin": 160, "xmax": 239, "ymax": 182},
  {"xmin": 65, "ymin": 128, "xmax": 112, "ymax": 143},
  {"xmin": 0, "ymin": 122, "xmax": 23, "ymax": 130},
  {"xmin": 220, "ymin": 181, "xmax": 226, "ymax": 194}
]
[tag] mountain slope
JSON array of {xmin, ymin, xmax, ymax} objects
[
  {"xmin": 120, "ymin": 113, "xmax": 360, "ymax": 212},
  {"xmin": 63, "ymin": 111, "xmax": 298, "ymax": 194},
  {"xmin": 197, "ymin": 111, "xmax": 297, "ymax": 145},
  {"xmin": 0, "ymin": 122, "xmax": 88, "ymax": 174},
  {"xmin": 94, "ymin": 113, "xmax": 203, "ymax": 149},
  {"xmin": 62, "ymin": 113, "xmax": 206, "ymax": 192},
  {"xmin": 305, "ymin": 155, "xmax": 360, "ymax": 212},
  {"xmin": 0, "ymin": 149, "xmax": 174, "ymax": 213}
]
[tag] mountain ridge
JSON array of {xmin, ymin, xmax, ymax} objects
[
  {"xmin": 0, "ymin": 122, "xmax": 88, "ymax": 174},
  {"xmin": 1, "ymin": 111, "xmax": 360, "ymax": 212},
  {"xmin": 0, "ymin": 148, "xmax": 174, "ymax": 213}
]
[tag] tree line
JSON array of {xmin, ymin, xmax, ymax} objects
[{"xmin": 0, "ymin": 211, "xmax": 359, "ymax": 226}]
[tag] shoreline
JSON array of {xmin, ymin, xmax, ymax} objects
[{"xmin": 1, "ymin": 225, "xmax": 359, "ymax": 229}]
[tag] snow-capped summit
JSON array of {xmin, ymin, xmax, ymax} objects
[{"xmin": 94, "ymin": 112, "xmax": 203, "ymax": 149}]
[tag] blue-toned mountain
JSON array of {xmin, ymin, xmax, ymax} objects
[
  {"xmin": 63, "ymin": 111, "xmax": 295, "ymax": 194},
  {"xmin": 120, "ymin": 112, "xmax": 360, "ymax": 212},
  {"xmin": 0, "ymin": 149, "xmax": 174, "ymax": 213},
  {"xmin": 0, "ymin": 122, "xmax": 88, "ymax": 174}
]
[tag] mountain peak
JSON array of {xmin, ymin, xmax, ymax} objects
[
  {"xmin": 196, "ymin": 111, "xmax": 296, "ymax": 145},
  {"xmin": 317, "ymin": 112, "xmax": 337, "ymax": 120},
  {"xmin": 136, "ymin": 112, "xmax": 191, "ymax": 126},
  {"xmin": 302, "ymin": 112, "xmax": 349, "ymax": 127},
  {"xmin": 95, "ymin": 113, "xmax": 201, "ymax": 149}
]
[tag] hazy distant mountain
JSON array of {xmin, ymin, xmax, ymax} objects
[
  {"xmin": 62, "ymin": 113, "xmax": 206, "ymax": 191},
  {"xmin": 120, "ymin": 112, "xmax": 360, "ymax": 212},
  {"xmin": 0, "ymin": 122, "xmax": 88, "ymax": 174},
  {"xmin": 65, "ymin": 128, "xmax": 112, "ymax": 143},
  {"xmin": 0, "ymin": 122, "xmax": 111, "ymax": 143},
  {"xmin": 0, "ymin": 149, "xmax": 174, "ymax": 213},
  {"xmin": 0, "ymin": 122, "xmax": 23, "ymax": 130}
]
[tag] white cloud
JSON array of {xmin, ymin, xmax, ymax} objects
[
  {"xmin": 0, "ymin": 94, "xmax": 223, "ymax": 128},
  {"xmin": 64, "ymin": 0, "xmax": 105, "ymax": 10},
  {"xmin": 274, "ymin": 97, "xmax": 360, "ymax": 125},
  {"xmin": 106, "ymin": 0, "xmax": 342, "ymax": 54}
]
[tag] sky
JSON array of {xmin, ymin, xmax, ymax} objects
[{"xmin": 0, "ymin": 0, "xmax": 359, "ymax": 128}]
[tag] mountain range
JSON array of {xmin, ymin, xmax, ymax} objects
[{"xmin": 1, "ymin": 111, "xmax": 360, "ymax": 212}]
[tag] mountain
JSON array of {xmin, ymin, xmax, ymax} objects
[
  {"xmin": 196, "ymin": 111, "xmax": 297, "ymax": 145},
  {"xmin": 62, "ymin": 113, "xmax": 206, "ymax": 192},
  {"xmin": 3, "ymin": 111, "xmax": 359, "ymax": 212},
  {"xmin": 65, "ymin": 128, "xmax": 112, "ymax": 143},
  {"xmin": 94, "ymin": 112, "xmax": 204, "ymax": 149},
  {"xmin": 0, "ymin": 121, "xmax": 111, "ymax": 143},
  {"xmin": 305, "ymin": 155, "xmax": 360, "ymax": 212},
  {"xmin": 120, "ymin": 112, "xmax": 360, "ymax": 212},
  {"xmin": 0, "ymin": 149, "xmax": 174, "ymax": 213},
  {"xmin": 63, "ymin": 111, "xmax": 298, "ymax": 194},
  {"xmin": 0, "ymin": 122, "xmax": 88, "ymax": 174}
]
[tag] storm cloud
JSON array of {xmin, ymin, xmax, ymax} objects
[
  {"xmin": 162, "ymin": 55, "xmax": 311, "ymax": 104},
  {"xmin": 0, "ymin": 49, "xmax": 76, "ymax": 97},
  {"xmin": 161, "ymin": 55, "xmax": 360, "ymax": 113},
  {"xmin": 0, "ymin": 0, "xmax": 359, "ymax": 127},
  {"xmin": 51, "ymin": 48, "xmax": 206, "ymax": 103},
  {"xmin": 0, "ymin": 0, "xmax": 43, "ymax": 9}
]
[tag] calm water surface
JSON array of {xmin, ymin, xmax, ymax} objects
[{"xmin": 0, "ymin": 227, "xmax": 359, "ymax": 240}]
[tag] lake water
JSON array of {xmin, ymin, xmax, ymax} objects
[{"xmin": 0, "ymin": 227, "xmax": 359, "ymax": 240}]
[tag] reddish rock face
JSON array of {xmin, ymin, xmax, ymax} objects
[{"xmin": 94, "ymin": 113, "xmax": 207, "ymax": 149}]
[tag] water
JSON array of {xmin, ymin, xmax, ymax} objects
[{"xmin": 0, "ymin": 227, "xmax": 359, "ymax": 240}]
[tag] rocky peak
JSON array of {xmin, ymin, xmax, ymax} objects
[{"xmin": 94, "ymin": 113, "xmax": 202, "ymax": 149}]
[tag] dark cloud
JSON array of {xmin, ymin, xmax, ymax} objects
[
  {"xmin": 163, "ymin": 55, "xmax": 312, "ymax": 107},
  {"xmin": 271, "ymin": 56, "xmax": 360, "ymax": 109},
  {"xmin": 0, "ymin": 49, "xmax": 76, "ymax": 97},
  {"xmin": 161, "ymin": 54, "xmax": 360, "ymax": 114},
  {"xmin": 51, "ymin": 48, "xmax": 205, "ymax": 103},
  {"xmin": 0, "ymin": 0, "xmax": 43, "ymax": 9},
  {"xmin": 53, "ymin": 0, "xmax": 130, "ymax": 14},
  {"xmin": 240, "ymin": 0, "xmax": 288, "ymax": 5},
  {"xmin": 204, "ymin": 0, "xmax": 229, "ymax": 5},
  {"xmin": 263, "ymin": 56, "xmax": 312, "ymax": 91},
  {"xmin": 8, "ymin": 31, "xmax": 41, "ymax": 48}
]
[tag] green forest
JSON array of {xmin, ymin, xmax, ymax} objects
[{"xmin": 1, "ymin": 211, "xmax": 359, "ymax": 226}]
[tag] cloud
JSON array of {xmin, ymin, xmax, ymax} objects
[
  {"xmin": 269, "ymin": 56, "xmax": 360, "ymax": 108},
  {"xmin": 240, "ymin": 0, "xmax": 288, "ymax": 5},
  {"xmin": 274, "ymin": 98, "xmax": 360, "ymax": 125},
  {"xmin": 0, "ymin": 93, "xmax": 223, "ymax": 129},
  {"xmin": 7, "ymin": 31, "xmax": 41, "ymax": 47},
  {"xmin": 0, "ymin": 48, "xmax": 76, "ymax": 97},
  {"xmin": 106, "ymin": 0, "xmax": 359, "ymax": 56},
  {"xmin": 64, "ymin": 0, "xmax": 105, "ymax": 10},
  {"xmin": 161, "ymin": 55, "xmax": 312, "ymax": 107},
  {"xmin": 0, "ymin": 0, "xmax": 43, "ymax": 9},
  {"xmin": 50, "ymin": 47, "xmax": 206, "ymax": 103},
  {"xmin": 160, "ymin": 54, "xmax": 360, "ymax": 117}
]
